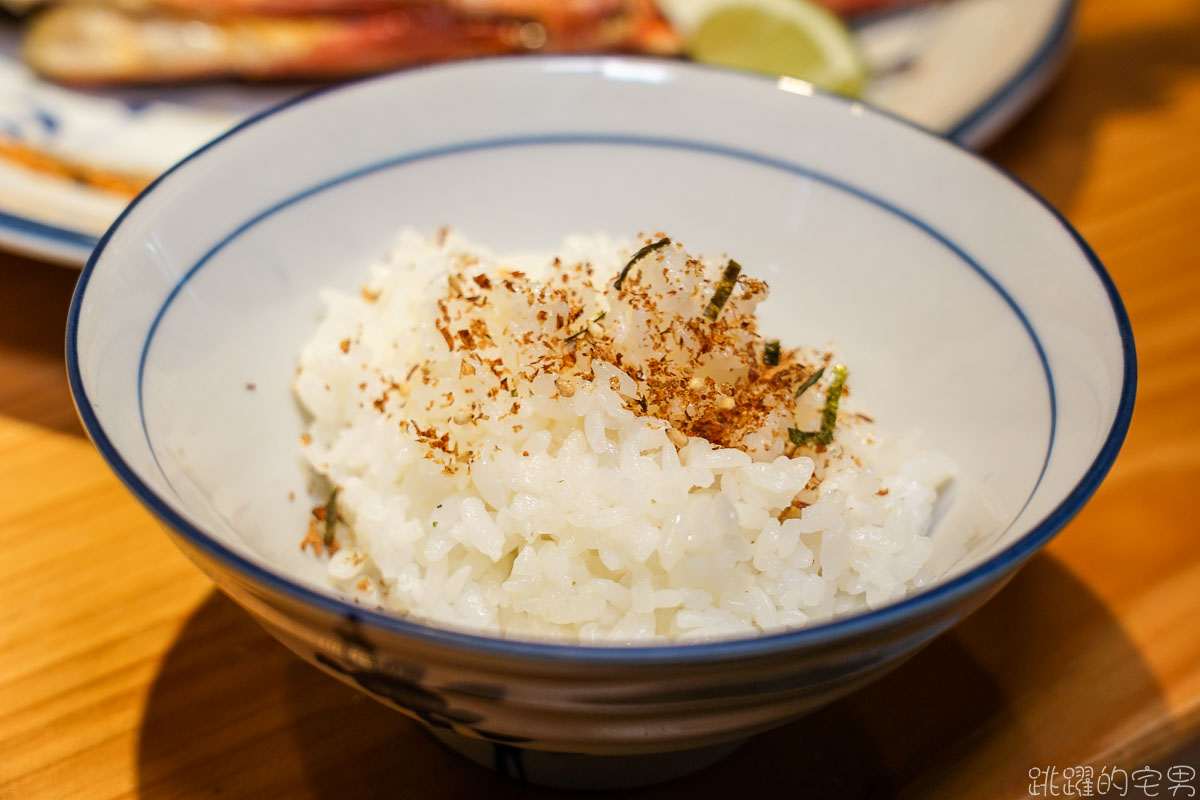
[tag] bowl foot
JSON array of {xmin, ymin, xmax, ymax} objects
[{"xmin": 428, "ymin": 728, "xmax": 746, "ymax": 790}]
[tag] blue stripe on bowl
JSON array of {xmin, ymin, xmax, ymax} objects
[{"xmin": 132, "ymin": 133, "xmax": 1058, "ymax": 533}]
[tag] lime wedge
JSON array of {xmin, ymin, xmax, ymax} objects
[{"xmin": 683, "ymin": 0, "xmax": 869, "ymax": 97}]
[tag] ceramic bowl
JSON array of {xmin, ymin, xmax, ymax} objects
[{"xmin": 66, "ymin": 57, "xmax": 1134, "ymax": 790}]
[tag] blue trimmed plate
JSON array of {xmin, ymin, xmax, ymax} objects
[{"xmin": 0, "ymin": 0, "xmax": 1072, "ymax": 266}]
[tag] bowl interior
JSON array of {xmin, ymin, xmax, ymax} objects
[{"xmin": 69, "ymin": 58, "xmax": 1132, "ymax": 635}]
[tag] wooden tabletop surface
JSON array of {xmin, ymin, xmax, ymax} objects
[{"xmin": 2, "ymin": 0, "xmax": 1199, "ymax": 797}]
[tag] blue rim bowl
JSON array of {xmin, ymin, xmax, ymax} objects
[{"xmin": 66, "ymin": 56, "xmax": 1134, "ymax": 788}]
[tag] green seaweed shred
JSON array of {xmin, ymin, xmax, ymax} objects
[
  {"xmin": 763, "ymin": 339, "xmax": 781, "ymax": 366},
  {"xmin": 788, "ymin": 364, "xmax": 848, "ymax": 447},
  {"xmin": 613, "ymin": 237, "xmax": 670, "ymax": 291},
  {"xmin": 323, "ymin": 488, "xmax": 339, "ymax": 547},
  {"xmin": 793, "ymin": 366, "xmax": 826, "ymax": 399},
  {"xmin": 704, "ymin": 260, "xmax": 742, "ymax": 321},
  {"xmin": 564, "ymin": 310, "xmax": 606, "ymax": 342}
]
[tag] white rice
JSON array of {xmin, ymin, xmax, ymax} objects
[{"xmin": 296, "ymin": 229, "xmax": 955, "ymax": 644}]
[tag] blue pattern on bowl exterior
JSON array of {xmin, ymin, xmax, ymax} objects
[{"xmin": 66, "ymin": 57, "xmax": 1134, "ymax": 789}]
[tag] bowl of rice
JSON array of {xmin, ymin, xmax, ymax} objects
[{"xmin": 67, "ymin": 57, "xmax": 1135, "ymax": 789}]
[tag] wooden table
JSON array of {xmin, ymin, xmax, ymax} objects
[{"xmin": 2, "ymin": 0, "xmax": 1198, "ymax": 796}]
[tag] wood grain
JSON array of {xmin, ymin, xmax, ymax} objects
[{"xmin": 2, "ymin": 0, "xmax": 1199, "ymax": 796}]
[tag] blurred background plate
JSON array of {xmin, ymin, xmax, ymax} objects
[{"xmin": 0, "ymin": 0, "xmax": 1072, "ymax": 266}]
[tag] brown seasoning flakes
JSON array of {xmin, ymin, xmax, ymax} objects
[{"xmin": 344, "ymin": 231, "xmax": 832, "ymax": 475}]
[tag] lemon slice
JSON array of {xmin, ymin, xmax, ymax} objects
[{"xmin": 670, "ymin": 0, "xmax": 869, "ymax": 97}]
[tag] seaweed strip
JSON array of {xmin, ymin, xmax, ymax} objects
[
  {"xmin": 703, "ymin": 260, "xmax": 742, "ymax": 321},
  {"xmin": 763, "ymin": 339, "xmax": 781, "ymax": 366},
  {"xmin": 564, "ymin": 311, "xmax": 606, "ymax": 342},
  {"xmin": 793, "ymin": 366, "xmax": 826, "ymax": 399},
  {"xmin": 788, "ymin": 365, "xmax": 848, "ymax": 447},
  {"xmin": 323, "ymin": 488, "xmax": 339, "ymax": 547},
  {"xmin": 613, "ymin": 237, "xmax": 670, "ymax": 290}
]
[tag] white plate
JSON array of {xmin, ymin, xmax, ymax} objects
[{"xmin": 0, "ymin": 0, "xmax": 1072, "ymax": 265}]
